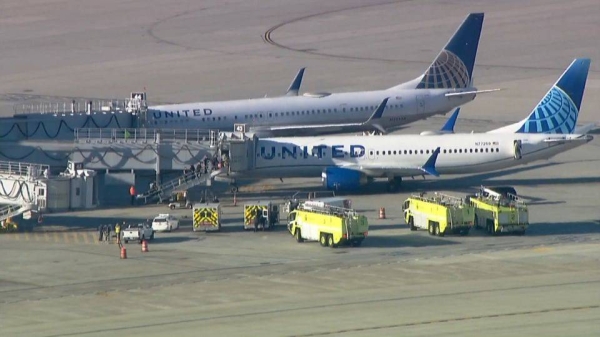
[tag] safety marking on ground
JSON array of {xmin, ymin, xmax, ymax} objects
[{"xmin": 0, "ymin": 232, "xmax": 112, "ymax": 245}]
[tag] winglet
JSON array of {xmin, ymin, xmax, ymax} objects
[
  {"xmin": 440, "ymin": 108, "xmax": 460, "ymax": 133},
  {"xmin": 365, "ymin": 97, "xmax": 389, "ymax": 123},
  {"xmin": 286, "ymin": 67, "xmax": 306, "ymax": 96},
  {"xmin": 419, "ymin": 147, "xmax": 441, "ymax": 177}
]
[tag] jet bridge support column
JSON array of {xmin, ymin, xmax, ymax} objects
[{"xmin": 155, "ymin": 133, "xmax": 161, "ymax": 185}]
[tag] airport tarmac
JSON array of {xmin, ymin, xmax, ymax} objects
[{"xmin": 1, "ymin": 0, "xmax": 600, "ymax": 336}]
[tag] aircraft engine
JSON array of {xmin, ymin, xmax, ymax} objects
[{"xmin": 321, "ymin": 167, "xmax": 368, "ymax": 191}]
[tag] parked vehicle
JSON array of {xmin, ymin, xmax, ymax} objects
[
  {"xmin": 152, "ymin": 214, "xmax": 180, "ymax": 232},
  {"xmin": 123, "ymin": 223, "xmax": 154, "ymax": 243}
]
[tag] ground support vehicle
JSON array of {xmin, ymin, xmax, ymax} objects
[
  {"xmin": 403, "ymin": 192, "xmax": 474, "ymax": 236},
  {"xmin": 152, "ymin": 214, "xmax": 180, "ymax": 232},
  {"xmin": 123, "ymin": 223, "xmax": 154, "ymax": 243},
  {"xmin": 244, "ymin": 201, "xmax": 279, "ymax": 230},
  {"xmin": 468, "ymin": 186, "xmax": 528, "ymax": 235},
  {"xmin": 193, "ymin": 203, "xmax": 222, "ymax": 232},
  {"xmin": 168, "ymin": 190, "xmax": 192, "ymax": 209},
  {"xmin": 287, "ymin": 200, "xmax": 368, "ymax": 247}
]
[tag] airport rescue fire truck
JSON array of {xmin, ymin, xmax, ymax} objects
[
  {"xmin": 402, "ymin": 192, "xmax": 474, "ymax": 236},
  {"xmin": 468, "ymin": 186, "xmax": 528, "ymax": 235},
  {"xmin": 193, "ymin": 203, "xmax": 222, "ymax": 232},
  {"xmin": 243, "ymin": 201, "xmax": 279, "ymax": 230},
  {"xmin": 287, "ymin": 200, "xmax": 369, "ymax": 247}
]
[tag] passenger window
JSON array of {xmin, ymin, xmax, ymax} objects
[
  {"xmin": 202, "ymin": 118, "xmax": 205, "ymax": 122},
  {"xmin": 235, "ymin": 116, "xmax": 238, "ymax": 120},
  {"xmin": 393, "ymin": 151, "xmax": 397, "ymax": 155},
  {"xmin": 409, "ymin": 150, "xmax": 413, "ymax": 154},
  {"xmin": 403, "ymin": 150, "xmax": 407, "ymax": 155},
  {"xmin": 459, "ymin": 149, "xmax": 462, "ymax": 153},
  {"xmin": 376, "ymin": 151, "xmax": 379, "ymax": 155},
  {"xmin": 443, "ymin": 149, "xmax": 446, "ymax": 154},
  {"xmin": 218, "ymin": 117, "xmax": 221, "ymax": 121},
  {"xmin": 420, "ymin": 150, "xmax": 423, "ymax": 154},
  {"xmin": 369, "ymin": 151, "xmax": 373, "ymax": 155}
]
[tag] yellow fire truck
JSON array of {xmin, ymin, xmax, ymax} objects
[
  {"xmin": 402, "ymin": 192, "xmax": 474, "ymax": 236},
  {"xmin": 468, "ymin": 186, "xmax": 528, "ymax": 235},
  {"xmin": 243, "ymin": 201, "xmax": 279, "ymax": 231},
  {"xmin": 192, "ymin": 203, "xmax": 222, "ymax": 232},
  {"xmin": 287, "ymin": 200, "xmax": 369, "ymax": 247}
]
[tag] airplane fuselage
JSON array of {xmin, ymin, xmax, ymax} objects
[
  {"xmin": 147, "ymin": 88, "xmax": 476, "ymax": 135},
  {"xmin": 232, "ymin": 132, "xmax": 592, "ymax": 178}
]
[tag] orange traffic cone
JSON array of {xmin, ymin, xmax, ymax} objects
[
  {"xmin": 379, "ymin": 207, "xmax": 386, "ymax": 219},
  {"xmin": 120, "ymin": 246, "xmax": 127, "ymax": 259},
  {"xmin": 141, "ymin": 240, "xmax": 149, "ymax": 252}
]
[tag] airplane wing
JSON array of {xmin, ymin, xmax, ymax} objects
[
  {"xmin": 339, "ymin": 147, "xmax": 441, "ymax": 177},
  {"xmin": 251, "ymin": 97, "xmax": 389, "ymax": 135}
]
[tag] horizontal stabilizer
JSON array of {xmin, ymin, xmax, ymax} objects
[
  {"xmin": 286, "ymin": 67, "xmax": 306, "ymax": 96},
  {"xmin": 574, "ymin": 123, "xmax": 598, "ymax": 134},
  {"xmin": 445, "ymin": 88, "xmax": 501, "ymax": 97},
  {"xmin": 419, "ymin": 147, "xmax": 441, "ymax": 177}
]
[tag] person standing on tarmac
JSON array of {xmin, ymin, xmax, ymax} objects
[
  {"xmin": 98, "ymin": 224, "xmax": 104, "ymax": 242},
  {"xmin": 106, "ymin": 224, "xmax": 112, "ymax": 243},
  {"xmin": 129, "ymin": 185, "xmax": 136, "ymax": 205},
  {"xmin": 253, "ymin": 208, "xmax": 260, "ymax": 233},
  {"xmin": 115, "ymin": 222, "xmax": 122, "ymax": 246}
]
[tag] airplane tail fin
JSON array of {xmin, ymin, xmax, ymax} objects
[
  {"xmin": 391, "ymin": 13, "xmax": 484, "ymax": 90},
  {"xmin": 490, "ymin": 59, "xmax": 590, "ymax": 134}
]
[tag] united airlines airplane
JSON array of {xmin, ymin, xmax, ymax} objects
[
  {"xmin": 148, "ymin": 13, "xmax": 491, "ymax": 136},
  {"xmin": 232, "ymin": 58, "xmax": 593, "ymax": 191}
]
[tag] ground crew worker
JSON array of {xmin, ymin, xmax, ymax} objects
[
  {"xmin": 106, "ymin": 224, "xmax": 112, "ymax": 243},
  {"xmin": 253, "ymin": 208, "xmax": 260, "ymax": 232},
  {"xmin": 129, "ymin": 185, "xmax": 136, "ymax": 205},
  {"xmin": 98, "ymin": 224, "xmax": 104, "ymax": 242},
  {"xmin": 115, "ymin": 222, "xmax": 122, "ymax": 246},
  {"xmin": 196, "ymin": 163, "xmax": 202, "ymax": 177}
]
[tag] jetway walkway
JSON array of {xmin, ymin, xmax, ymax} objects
[{"xmin": 137, "ymin": 168, "xmax": 227, "ymax": 204}]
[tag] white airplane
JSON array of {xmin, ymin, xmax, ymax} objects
[
  {"xmin": 147, "ymin": 13, "xmax": 492, "ymax": 136},
  {"xmin": 229, "ymin": 58, "xmax": 593, "ymax": 191}
]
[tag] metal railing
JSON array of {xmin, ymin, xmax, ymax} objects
[
  {"xmin": 0, "ymin": 161, "xmax": 50, "ymax": 178},
  {"xmin": 13, "ymin": 98, "xmax": 145, "ymax": 115},
  {"xmin": 137, "ymin": 168, "xmax": 225, "ymax": 204},
  {"xmin": 0, "ymin": 204, "xmax": 32, "ymax": 223},
  {"xmin": 74, "ymin": 128, "xmax": 218, "ymax": 144}
]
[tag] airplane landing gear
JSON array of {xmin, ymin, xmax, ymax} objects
[{"xmin": 387, "ymin": 177, "xmax": 402, "ymax": 192}]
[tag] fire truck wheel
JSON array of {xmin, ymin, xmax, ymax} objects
[
  {"xmin": 319, "ymin": 234, "xmax": 328, "ymax": 247},
  {"xmin": 327, "ymin": 235, "xmax": 336, "ymax": 248},
  {"xmin": 295, "ymin": 229, "xmax": 303, "ymax": 243},
  {"xmin": 408, "ymin": 217, "xmax": 416, "ymax": 231}
]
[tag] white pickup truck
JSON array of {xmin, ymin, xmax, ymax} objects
[{"xmin": 122, "ymin": 223, "xmax": 154, "ymax": 243}]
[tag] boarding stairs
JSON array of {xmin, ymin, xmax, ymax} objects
[
  {"xmin": 0, "ymin": 203, "xmax": 34, "ymax": 223},
  {"xmin": 137, "ymin": 168, "xmax": 226, "ymax": 204}
]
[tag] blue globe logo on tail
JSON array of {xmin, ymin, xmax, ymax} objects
[
  {"xmin": 516, "ymin": 58, "xmax": 590, "ymax": 134},
  {"xmin": 416, "ymin": 50, "xmax": 470, "ymax": 89},
  {"xmin": 517, "ymin": 87, "xmax": 578, "ymax": 134}
]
